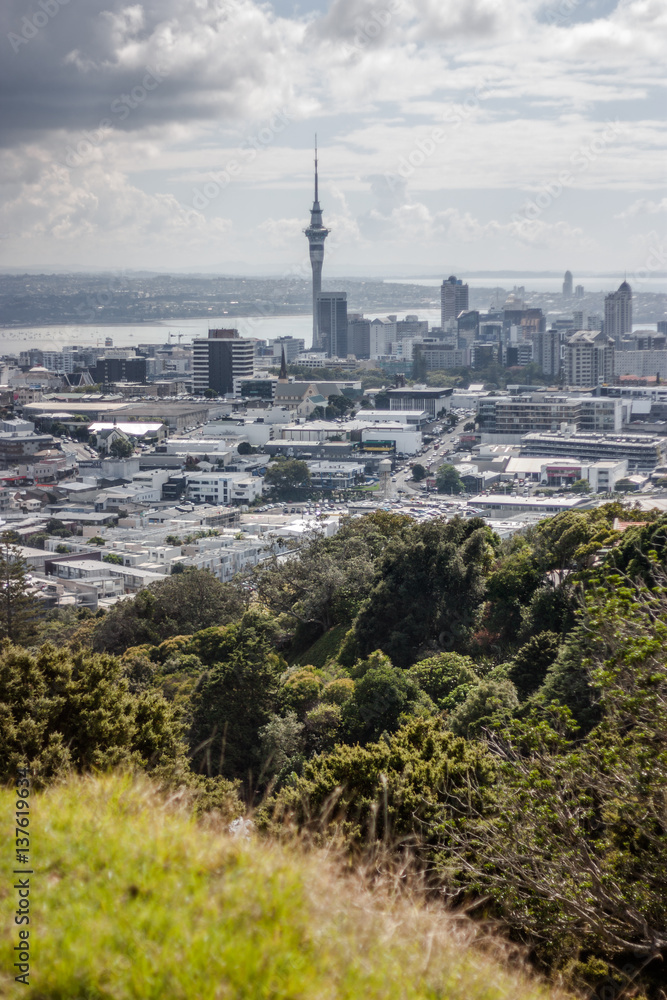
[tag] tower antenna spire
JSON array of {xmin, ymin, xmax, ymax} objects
[{"xmin": 314, "ymin": 134, "xmax": 318, "ymax": 204}]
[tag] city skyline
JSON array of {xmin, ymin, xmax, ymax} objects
[{"xmin": 0, "ymin": 0, "xmax": 665, "ymax": 276}]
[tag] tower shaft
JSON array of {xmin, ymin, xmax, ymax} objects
[{"xmin": 304, "ymin": 139, "xmax": 329, "ymax": 350}]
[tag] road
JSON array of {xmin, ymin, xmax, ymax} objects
[{"xmin": 392, "ymin": 422, "xmax": 463, "ymax": 495}]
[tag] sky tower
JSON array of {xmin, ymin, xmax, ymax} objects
[{"xmin": 304, "ymin": 138, "xmax": 330, "ymax": 350}]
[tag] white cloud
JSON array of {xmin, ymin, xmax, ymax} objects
[
  {"xmin": 615, "ymin": 197, "xmax": 667, "ymax": 219},
  {"xmin": 0, "ymin": 0, "xmax": 664, "ymax": 271}
]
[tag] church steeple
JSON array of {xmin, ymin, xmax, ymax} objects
[{"xmin": 278, "ymin": 346, "xmax": 288, "ymax": 381}]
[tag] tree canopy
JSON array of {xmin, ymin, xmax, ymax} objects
[
  {"xmin": 0, "ymin": 534, "xmax": 42, "ymax": 644},
  {"xmin": 264, "ymin": 458, "xmax": 311, "ymax": 493},
  {"xmin": 435, "ymin": 464, "xmax": 464, "ymax": 494},
  {"xmin": 350, "ymin": 518, "xmax": 498, "ymax": 668},
  {"xmin": 0, "ymin": 642, "xmax": 186, "ymax": 783},
  {"xmin": 91, "ymin": 569, "xmax": 247, "ymax": 653}
]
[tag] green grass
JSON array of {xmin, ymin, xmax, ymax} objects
[
  {"xmin": 0, "ymin": 775, "xmax": 570, "ymax": 1000},
  {"xmin": 294, "ymin": 623, "xmax": 350, "ymax": 668}
]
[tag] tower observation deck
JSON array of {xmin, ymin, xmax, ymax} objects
[{"xmin": 304, "ymin": 139, "xmax": 330, "ymax": 350}]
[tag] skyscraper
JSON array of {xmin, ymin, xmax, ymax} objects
[
  {"xmin": 604, "ymin": 281, "xmax": 632, "ymax": 346},
  {"xmin": 533, "ymin": 327, "xmax": 564, "ymax": 378},
  {"xmin": 565, "ymin": 329, "xmax": 614, "ymax": 387},
  {"xmin": 562, "ymin": 270, "xmax": 573, "ymax": 296},
  {"xmin": 316, "ymin": 292, "xmax": 348, "ymax": 358},
  {"xmin": 304, "ymin": 140, "xmax": 330, "ymax": 350},
  {"xmin": 193, "ymin": 329, "xmax": 254, "ymax": 396},
  {"xmin": 440, "ymin": 276, "xmax": 469, "ymax": 328},
  {"xmin": 348, "ymin": 316, "xmax": 371, "ymax": 359}
]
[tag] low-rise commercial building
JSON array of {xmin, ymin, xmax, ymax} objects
[
  {"xmin": 478, "ymin": 393, "xmax": 623, "ymax": 438},
  {"xmin": 503, "ymin": 456, "xmax": 628, "ymax": 490},
  {"xmin": 306, "ymin": 462, "xmax": 364, "ymax": 490},
  {"xmin": 386, "ymin": 387, "xmax": 452, "ymax": 417},
  {"xmin": 521, "ymin": 431, "xmax": 667, "ymax": 472}
]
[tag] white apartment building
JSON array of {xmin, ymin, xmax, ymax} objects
[
  {"xmin": 614, "ymin": 350, "xmax": 667, "ymax": 379},
  {"xmin": 565, "ymin": 330, "xmax": 614, "ymax": 387},
  {"xmin": 369, "ymin": 319, "xmax": 396, "ymax": 359},
  {"xmin": 186, "ymin": 471, "xmax": 263, "ymax": 504}
]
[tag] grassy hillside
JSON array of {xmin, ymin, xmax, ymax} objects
[
  {"xmin": 0, "ymin": 774, "xmax": 571, "ymax": 1000},
  {"xmin": 293, "ymin": 623, "xmax": 349, "ymax": 667}
]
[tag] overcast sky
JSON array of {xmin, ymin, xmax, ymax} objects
[{"xmin": 1, "ymin": 0, "xmax": 665, "ymax": 276}]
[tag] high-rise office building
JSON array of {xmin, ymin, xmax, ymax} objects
[
  {"xmin": 562, "ymin": 270, "xmax": 573, "ymax": 296},
  {"xmin": 348, "ymin": 316, "xmax": 371, "ymax": 359},
  {"xmin": 304, "ymin": 141, "xmax": 330, "ymax": 350},
  {"xmin": 565, "ymin": 329, "xmax": 614, "ymax": 387},
  {"xmin": 533, "ymin": 328, "xmax": 564, "ymax": 378},
  {"xmin": 604, "ymin": 281, "xmax": 632, "ymax": 346},
  {"xmin": 457, "ymin": 310, "xmax": 480, "ymax": 344},
  {"xmin": 193, "ymin": 329, "xmax": 254, "ymax": 396},
  {"xmin": 91, "ymin": 356, "xmax": 147, "ymax": 386},
  {"xmin": 316, "ymin": 292, "xmax": 348, "ymax": 358},
  {"xmin": 440, "ymin": 275, "xmax": 469, "ymax": 327}
]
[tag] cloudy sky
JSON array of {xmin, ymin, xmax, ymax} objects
[{"xmin": 1, "ymin": 0, "xmax": 665, "ymax": 276}]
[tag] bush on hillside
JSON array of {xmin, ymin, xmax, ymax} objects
[{"xmin": 91, "ymin": 569, "xmax": 247, "ymax": 653}]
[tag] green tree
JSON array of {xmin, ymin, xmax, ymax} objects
[
  {"xmin": 406, "ymin": 652, "xmax": 479, "ymax": 712},
  {"xmin": 411, "ymin": 463, "xmax": 426, "ymax": 481},
  {"xmin": 351, "ymin": 518, "xmax": 498, "ymax": 668},
  {"xmin": 103, "ymin": 553, "xmax": 124, "ymax": 565},
  {"xmin": 279, "ymin": 667, "xmax": 323, "ymax": 718},
  {"xmin": 109, "ymin": 435, "xmax": 133, "ymax": 458},
  {"xmin": 342, "ymin": 651, "xmax": 430, "ymax": 745},
  {"xmin": 435, "ymin": 463, "xmax": 464, "ymax": 494},
  {"xmin": 0, "ymin": 534, "xmax": 42, "ymax": 643},
  {"xmin": 264, "ymin": 458, "xmax": 311, "ymax": 493},
  {"xmin": 258, "ymin": 711, "xmax": 305, "ymax": 779},
  {"xmin": 327, "ymin": 394, "xmax": 355, "ymax": 417},
  {"xmin": 531, "ymin": 505, "xmax": 622, "ymax": 581},
  {"xmin": 448, "ymin": 677, "xmax": 519, "ymax": 739},
  {"xmin": 262, "ymin": 717, "xmax": 493, "ymax": 848},
  {"xmin": 484, "ymin": 543, "xmax": 543, "ymax": 643},
  {"xmin": 189, "ymin": 612, "xmax": 286, "ymax": 787},
  {"xmin": 446, "ymin": 574, "xmax": 667, "ymax": 975},
  {"xmin": 507, "ymin": 631, "xmax": 560, "ymax": 699},
  {"xmin": 91, "ymin": 569, "xmax": 246, "ymax": 654},
  {"xmin": 412, "ymin": 344, "xmax": 428, "ymax": 382},
  {"xmin": 254, "ymin": 511, "xmax": 412, "ymax": 635},
  {"xmin": 0, "ymin": 642, "xmax": 187, "ymax": 783},
  {"xmin": 237, "ymin": 440, "xmax": 255, "ymax": 455},
  {"xmin": 570, "ymin": 478, "xmax": 590, "ymax": 493}
]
